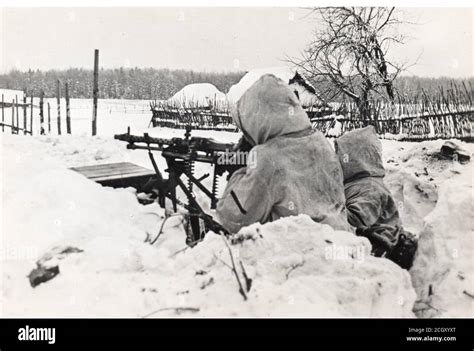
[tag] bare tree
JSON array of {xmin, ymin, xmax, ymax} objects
[{"xmin": 291, "ymin": 7, "xmax": 412, "ymax": 119}]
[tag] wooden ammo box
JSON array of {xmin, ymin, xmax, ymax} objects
[{"xmin": 70, "ymin": 162, "xmax": 155, "ymax": 189}]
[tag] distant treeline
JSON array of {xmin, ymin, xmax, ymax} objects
[
  {"xmin": 316, "ymin": 76, "xmax": 474, "ymax": 103},
  {"xmin": 0, "ymin": 67, "xmax": 472, "ymax": 101},
  {"xmin": 0, "ymin": 68, "xmax": 245, "ymax": 100},
  {"xmin": 393, "ymin": 76, "xmax": 474, "ymax": 99}
]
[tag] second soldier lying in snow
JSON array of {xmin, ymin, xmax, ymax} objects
[
  {"xmin": 216, "ymin": 74, "xmax": 350, "ymax": 233},
  {"xmin": 334, "ymin": 126, "xmax": 418, "ymax": 269}
]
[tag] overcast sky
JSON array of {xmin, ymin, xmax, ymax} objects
[{"xmin": 0, "ymin": 7, "xmax": 472, "ymax": 77}]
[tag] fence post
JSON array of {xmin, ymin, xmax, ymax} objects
[
  {"xmin": 65, "ymin": 82, "xmax": 71, "ymax": 134},
  {"xmin": 92, "ymin": 49, "xmax": 99, "ymax": 136},
  {"xmin": 40, "ymin": 91, "xmax": 45, "ymax": 135},
  {"xmin": 15, "ymin": 95, "xmax": 19, "ymax": 131},
  {"xmin": 11, "ymin": 99, "xmax": 15, "ymax": 134},
  {"xmin": 30, "ymin": 94, "xmax": 34, "ymax": 135},
  {"xmin": 1, "ymin": 94, "xmax": 4, "ymax": 132},
  {"xmin": 48, "ymin": 102, "xmax": 51, "ymax": 134},
  {"xmin": 23, "ymin": 95, "xmax": 27, "ymax": 135},
  {"xmin": 56, "ymin": 79, "xmax": 62, "ymax": 135}
]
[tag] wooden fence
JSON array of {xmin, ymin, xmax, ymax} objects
[
  {"xmin": 311, "ymin": 111, "xmax": 473, "ymax": 141},
  {"xmin": 0, "ymin": 93, "xmax": 34, "ymax": 135},
  {"xmin": 1, "ymin": 50, "xmax": 100, "ymax": 137},
  {"xmin": 0, "ymin": 83, "xmax": 73, "ymax": 137},
  {"xmin": 149, "ymin": 100, "xmax": 237, "ymax": 132},
  {"xmin": 149, "ymin": 82, "xmax": 473, "ymax": 141},
  {"xmin": 311, "ymin": 83, "xmax": 474, "ymax": 141}
]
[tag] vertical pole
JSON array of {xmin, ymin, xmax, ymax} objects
[
  {"xmin": 11, "ymin": 99, "xmax": 15, "ymax": 134},
  {"xmin": 92, "ymin": 49, "xmax": 99, "ymax": 136},
  {"xmin": 23, "ymin": 95, "xmax": 27, "ymax": 135},
  {"xmin": 1, "ymin": 94, "xmax": 4, "ymax": 132},
  {"xmin": 30, "ymin": 94, "xmax": 34, "ymax": 135},
  {"xmin": 15, "ymin": 95, "xmax": 19, "ymax": 130},
  {"xmin": 40, "ymin": 91, "xmax": 45, "ymax": 135},
  {"xmin": 48, "ymin": 102, "xmax": 51, "ymax": 134},
  {"xmin": 65, "ymin": 82, "xmax": 71, "ymax": 134},
  {"xmin": 56, "ymin": 79, "xmax": 62, "ymax": 135}
]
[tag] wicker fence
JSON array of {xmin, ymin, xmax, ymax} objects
[
  {"xmin": 149, "ymin": 100, "xmax": 237, "ymax": 132},
  {"xmin": 149, "ymin": 83, "xmax": 474, "ymax": 141},
  {"xmin": 311, "ymin": 83, "xmax": 474, "ymax": 141},
  {"xmin": 311, "ymin": 111, "xmax": 473, "ymax": 141}
]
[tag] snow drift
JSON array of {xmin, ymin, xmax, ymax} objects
[
  {"xmin": 410, "ymin": 170, "xmax": 473, "ymax": 317},
  {"xmin": 381, "ymin": 139, "xmax": 473, "ymax": 317},
  {"xmin": 1, "ymin": 132, "xmax": 472, "ymax": 318}
]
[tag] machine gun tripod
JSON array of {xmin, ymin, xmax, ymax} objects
[{"xmin": 114, "ymin": 126, "xmax": 248, "ymax": 246}]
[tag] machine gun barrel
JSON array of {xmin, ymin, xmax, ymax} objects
[
  {"xmin": 113, "ymin": 131, "xmax": 236, "ymax": 155},
  {"xmin": 114, "ymin": 132, "xmax": 172, "ymax": 149}
]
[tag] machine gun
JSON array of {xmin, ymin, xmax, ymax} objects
[{"xmin": 114, "ymin": 126, "xmax": 249, "ymax": 247}]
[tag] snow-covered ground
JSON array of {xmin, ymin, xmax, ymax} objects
[{"xmin": 1, "ymin": 100, "xmax": 472, "ymax": 318}]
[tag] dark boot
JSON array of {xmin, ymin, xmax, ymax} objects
[
  {"xmin": 386, "ymin": 230, "xmax": 418, "ymax": 270},
  {"xmin": 356, "ymin": 226, "xmax": 418, "ymax": 270}
]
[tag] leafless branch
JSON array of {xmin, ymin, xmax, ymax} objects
[
  {"xmin": 221, "ymin": 235, "xmax": 248, "ymax": 301},
  {"xmin": 287, "ymin": 6, "xmax": 416, "ymax": 118}
]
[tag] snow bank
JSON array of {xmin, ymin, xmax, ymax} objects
[
  {"xmin": 1, "ymin": 133, "xmax": 416, "ymax": 318},
  {"xmin": 1, "ymin": 131, "xmax": 472, "ymax": 318},
  {"xmin": 0, "ymin": 134, "xmax": 166, "ymax": 317},
  {"xmin": 167, "ymin": 83, "xmax": 226, "ymax": 108},
  {"xmin": 379, "ymin": 139, "xmax": 473, "ymax": 317},
  {"xmin": 382, "ymin": 139, "xmax": 471, "ymax": 233},
  {"xmin": 384, "ymin": 170, "xmax": 438, "ymax": 234},
  {"xmin": 410, "ymin": 164, "xmax": 473, "ymax": 317},
  {"xmin": 187, "ymin": 216, "xmax": 416, "ymax": 317}
]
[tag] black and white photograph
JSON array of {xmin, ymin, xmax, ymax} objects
[{"xmin": 0, "ymin": 0, "xmax": 472, "ymax": 346}]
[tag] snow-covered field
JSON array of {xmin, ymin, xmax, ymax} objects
[{"xmin": 0, "ymin": 100, "xmax": 472, "ymax": 318}]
